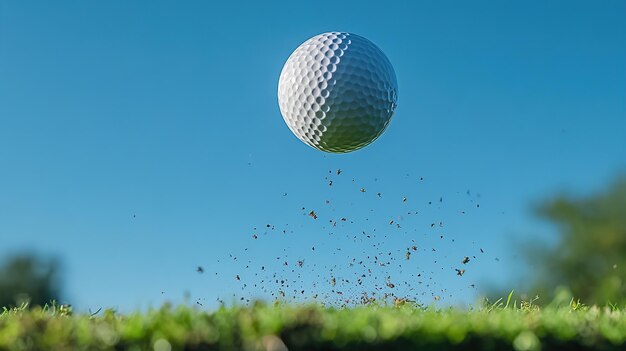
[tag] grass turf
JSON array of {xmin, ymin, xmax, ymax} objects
[{"xmin": 1, "ymin": 299, "xmax": 625, "ymax": 351}]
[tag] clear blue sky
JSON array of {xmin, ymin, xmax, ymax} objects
[{"xmin": 1, "ymin": 1, "xmax": 624, "ymax": 311}]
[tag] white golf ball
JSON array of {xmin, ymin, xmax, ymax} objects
[{"xmin": 278, "ymin": 32, "xmax": 398, "ymax": 153}]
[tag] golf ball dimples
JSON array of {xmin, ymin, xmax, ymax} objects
[{"xmin": 278, "ymin": 32, "xmax": 398, "ymax": 153}]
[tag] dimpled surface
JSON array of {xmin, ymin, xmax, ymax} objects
[{"xmin": 278, "ymin": 32, "xmax": 398, "ymax": 153}]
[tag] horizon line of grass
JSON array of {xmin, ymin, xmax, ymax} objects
[{"xmin": 1, "ymin": 294, "xmax": 626, "ymax": 351}]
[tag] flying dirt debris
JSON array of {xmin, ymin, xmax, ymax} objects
[{"xmin": 204, "ymin": 168, "xmax": 486, "ymax": 306}]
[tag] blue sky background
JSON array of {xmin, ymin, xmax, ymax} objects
[{"xmin": 0, "ymin": 0, "xmax": 624, "ymax": 311}]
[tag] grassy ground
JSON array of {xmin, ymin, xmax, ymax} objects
[{"xmin": 1, "ymin": 298, "xmax": 625, "ymax": 351}]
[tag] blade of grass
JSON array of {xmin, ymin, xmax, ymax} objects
[{"xmin": 505, "ymin": 290, "xmax": 514, "ymax": 309}]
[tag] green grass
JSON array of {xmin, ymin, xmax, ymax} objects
[{"xmin": 1, "ymin": 299, "xmax": 625, "ymax": 351}]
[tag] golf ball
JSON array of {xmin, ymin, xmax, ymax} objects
[{"xmin": 278, "ymin": 32, "xmax": 398, "ymax": 153}]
